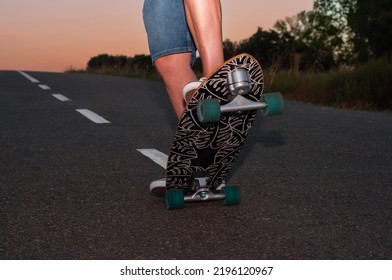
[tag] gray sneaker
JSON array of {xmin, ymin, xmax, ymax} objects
[
  {"xmin": 149, "ymin": 178, "xmax": 166, "ymax": 197},
  {"xmin": 182, "ymin": 77, "xmax": 206, "ymax": 103}
]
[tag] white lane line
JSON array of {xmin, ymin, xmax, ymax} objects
[
  {"xmin": 52, "ymin": 94, "xmax": 71, "ymax": 102},
  {"xmin": 137, "ymin": 149, "xmax": 168, "ymax": 169},
  {"xmin": 38, "ymin": 84, "xmax": 51, "ymax": 90},
  {"xmin": 17, "ymin": 71, "xmax": 40, "ymax": 83},
  {"xmin": 16, "ymin": 71, "xmax": 51, "ymax": 90},
  {"xmin": 76, "ymin": 109, "xmax": 111, "ymax": 124}
]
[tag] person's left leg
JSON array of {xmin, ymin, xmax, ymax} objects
[
  {"xmin": 155, "ymin": 53, "xmax": 197, "ymax": 119},
  {"xmin": 143, "ymin": 0, "xmax": 198, "ymax": 119}
]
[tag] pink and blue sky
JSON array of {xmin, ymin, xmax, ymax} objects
[{"xmin": 0, "ymin": 0, "xmax": 314, "ymax": 72}]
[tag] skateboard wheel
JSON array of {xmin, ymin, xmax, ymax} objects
[
  {"xmin": 222, "ymin": 186, "xmax": 241, "ymax": 206},
  {"xmin": 261, "ymin": 92, "xmax": 284, "ymax": 116},
  {"xmin": 165, "ymin": 189, "xmax": 185, "ymax": 210},
  {"xmin": 197, "ymin": 99, "xmax": 221, "ymax": 123}
]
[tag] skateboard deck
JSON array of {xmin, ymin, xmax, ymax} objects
[{"xmin": 152, "ymin": 53, "xmax": 283, "ymax": 209}]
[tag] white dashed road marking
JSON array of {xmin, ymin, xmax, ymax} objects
[
  {"xmin": 52, "ymin": 94, "xmax": 71, "ymax": 102},
  {"xmin": 16, "ymin": 71, "xmax": 111, "ymax": 124},
  {"xmin": 76, "ymin": 109, "xmax": 111, "ymax": 124},
  {"xmin": 17, "ymin": 71, "xmax": 167, "ymax": 173},
  {"xmin": 137, "ymin": 149, "xmax": 168, "ymax": 169},
  {"xmin": 38, "ymin": 84, "xmax": 51, "ymax": 90},
  {"xmin": 17, "ymin": 71, "xmax": 40, "ymax": 83}
]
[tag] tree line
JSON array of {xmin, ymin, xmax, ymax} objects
[{"xmin": 87, "ymin": 0, "xmax": 392, "ymax": 73}]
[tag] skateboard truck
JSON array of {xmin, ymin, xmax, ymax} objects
[
  {"xmin": 164, "ymin": 172, "xmax": 240, "ymax": 209},
  {"xmin": 198, "ymin": 67, "xmax": 283, "ymax": 123},
  {"xmin": 221, "ymin": 95, "xmax": 267, "ymax": 113},
  {"xmin": 197, "ymin": 92, "xmax": 284, "ymax": 123},
  {"xmin": 226, "ymin": 68, "xmax": 268, "ymax": 112},
  {"xmin": 227, "ymin": 68, "xmax": 252, "ymax": 96},
  {"xmin": 185, "ymin": 172, "xmax": 225, "ymax": 202}
]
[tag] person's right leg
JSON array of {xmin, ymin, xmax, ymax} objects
[{"xmin": 184, "ymin": 0, "xmax": 224, "ymax": 77}]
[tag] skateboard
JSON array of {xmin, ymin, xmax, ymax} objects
[{"xmin": 151, "ymin": 53, "xmax": 284, "ymax": 209}]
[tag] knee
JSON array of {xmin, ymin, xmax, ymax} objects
[{"xmin": 155, "ymin": 53, "xmax": 192, "ymax": 76}]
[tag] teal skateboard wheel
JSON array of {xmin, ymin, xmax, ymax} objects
[
  {"xmin": 197, "ymin": 99, "xmax": 221, "ymax": 123},
  {"xmin": 222, "ymin": 185, "xmax": 241, "ymax": 206},
  {"xmin": 261, "ymin": 92, "xmax": 284, "ymax": 116},
  {"xmin": 165, "ymin": 189, "xmax": 185, "ymax": 210}
]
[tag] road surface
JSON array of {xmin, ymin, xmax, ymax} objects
[{"xmin": 1, "ymin": 70, "xmax": 391, "ymax": 259}]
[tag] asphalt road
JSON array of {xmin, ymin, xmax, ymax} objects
[{"xmin": 1, "ymin": 70, "xmax": 391, "ymax": 260}]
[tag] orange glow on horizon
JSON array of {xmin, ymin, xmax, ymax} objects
[{"xmin": 0, "ymin": 0, "xmax": 314, "ymax": 72}]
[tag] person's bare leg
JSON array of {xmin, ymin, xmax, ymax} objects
[
  {"xmin": 184, "ymin": 0, "xmax": 224, "ymax": 77},
  {"xmin": 155, "ymin": 53, "xmax": 197, "ymax": 119}
]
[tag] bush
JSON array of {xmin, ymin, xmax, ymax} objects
[{"xmin": 267, "ymin": 57, "xmax": 392, "ymax": 111}]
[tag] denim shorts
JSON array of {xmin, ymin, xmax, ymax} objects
[{"xmin": 143, "ymin": 0, "xmax": 196, "ymax": 65}]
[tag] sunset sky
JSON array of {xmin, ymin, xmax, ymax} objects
[{"xmin": 0, "ymin": 0, "xmax": 314, "ymax": 72}]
